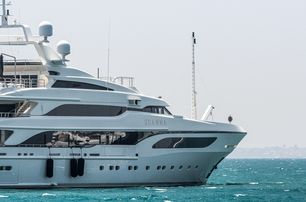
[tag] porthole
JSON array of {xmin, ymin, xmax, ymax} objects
[
  {"xmin": 18, "ymin": 153, "xmax": 21, "ymax": 156},
  {"xmin": 0, "ymin": 166, "xmax": 12, "ymax": 171},
  {"xmin": 162, "ymin": 166, "xmax": 166, "ymax": 170},
  {"xmin": 134, "ymin": 166, "xmax": 138, "ymax": 170},
  {"xmin": 99, "ymin": 166, "xmax": 104, "ymax": 170},
  {"xmin": 170, "ymin": 165, "xmax": 174, "ymax": 170},
  {"xmin": 179, "ymin": 165, "xmax": 183, "ymax": 170},
  {"xmin": 128, "ymin": 166, "xmax": 133, "ymax": 170},
  {"xmin": 187, "ymin": 165, "xmax": 191, "ymax": 169},
  {"xmin": 195, "ymin": 165, "xmax": 199, "ymax": 169},
  {"xmin": 146, "ymin": 166, "xmax": 150, "ymax": 170},
  {"xmin": 109, "ymin": 166, "xmax": 114, "ymax": 170},
  {"xmin": 115, "ymin": 166, "xmax": 120, "ymax": 170},
  {"xmin": 157, "ymin": 166, "xmax": 161, "ymax": 170}
]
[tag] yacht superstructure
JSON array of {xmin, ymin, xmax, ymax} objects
[{"xmin": 0, "ymin": 1, "xmax": 246, "ymax": 188}]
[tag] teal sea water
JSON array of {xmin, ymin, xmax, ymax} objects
[{"xmin": 0, "ymin": 159, "xmax": 305, "ymax": 201}]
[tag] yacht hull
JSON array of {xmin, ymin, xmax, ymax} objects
[{"xmin": 0, "ymin": 132, "xmax": 245, "ymax": 188}]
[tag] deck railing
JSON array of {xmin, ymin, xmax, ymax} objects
[
  {"xmin": 0, "ymin": 78, "xmax": 46, "ymax": 88},
  {"xmin": 99, "ymin": 77, "xmax": 135, "ymax": 88}
]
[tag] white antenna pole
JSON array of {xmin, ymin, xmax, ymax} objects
[
  {"xmin": 191, "ymin": 32, "xmax": 197, "ymax": 120},
  {"xmin": 107, "ymin": 19, "xmax": 111, "ymax": 82},
  {"xmin": 1, "ymin": 0, "xmax": 8, "ymax": 26}
]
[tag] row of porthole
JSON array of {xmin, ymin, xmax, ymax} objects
[
  {"xmin": 100, "ymin": 165, "xmax": 120, "ymax": 171},
  {"xmin": 17, "ymin": 153, "xmax": 34, "ymax": 156},
  {"xmin": 99, "ymin": 165, "xmax": 200, "ymax": 171},
  {"xmin": 0, "ymin": 166, "xmax": 12, "ymax": 171}
]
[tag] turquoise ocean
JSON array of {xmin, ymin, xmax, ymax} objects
[{"xmin": 0, "ymin": 159, "xmax": 305, "ymax": 201}]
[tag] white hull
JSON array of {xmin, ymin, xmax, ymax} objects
[{"xmin": 0, "ymin": 132, "xmax": 244, "ymax": 188}]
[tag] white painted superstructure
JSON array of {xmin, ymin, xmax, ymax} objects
[{"xmin": 0, "ymin": 1, "xmax": 246, "ymax": 188}]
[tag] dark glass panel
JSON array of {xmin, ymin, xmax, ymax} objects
[
  {"xmin": 0, "ymin": 130, "xmax": 14, "ymax": 145},
  {"xmin": 152, "ymin": 137, "xmax": 217, "ymax": 149},
  {"xmin": 52, "ymin": 80, "xmax": 113, "ymax": 91},
  {"xmin": 46, "ymin": 104, "xmax": 126, "ymax": 116},
  {"xmin": 48, "ymin": 71, "xmax": 60, "ymax": 75}
]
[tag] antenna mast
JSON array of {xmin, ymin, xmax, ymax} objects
[
  {"xmin": 1, "ymin": 0, "xmax": 11, "ymax": 26},
  {"xmin": 191, "ymin": 32, "xmax": 197, "ymax": 120}
]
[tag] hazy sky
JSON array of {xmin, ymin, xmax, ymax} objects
[{"xmin": 3, "ymin": 0, "xmax": 306, "ymax": 147}]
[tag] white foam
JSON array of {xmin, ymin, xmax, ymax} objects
[
  {"xmin": 42, "ymin": 193, "xmax": 56, "ymax": 197},
  {"xmin": 234, "ymin": 194, "xmax": 246, "ymax": 197},
  {"xmin": 249, "ymin": 182, "xmax": 259, "ymax": 185},
  {"xmin": 0, "ymin": 195, "xmax": 9, "ymax": 198},
  {"xmin": 153, "ymin": 188, "xmax": 167, "ymax": 192},
  {"xmin": 205, "ymin": 186, "xmax": 218, "ymax": 189}
]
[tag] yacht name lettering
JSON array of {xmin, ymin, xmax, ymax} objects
[{"xmin": 145, "ymin": 119, "xmax": 166, "ymax": 126}]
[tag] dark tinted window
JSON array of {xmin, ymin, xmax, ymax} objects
[
  {"xmin": 46, "ymin": 104, "xmax": 126, "ymax": 116},
  {"xmin": 52, "ymin": 80, "xmax": 113, "ymax": 91},
  {"xmin": 0, "ymin": 130, "xmax": 13, "ymax": 145},
  {"xmin": 21, "ymin": 131, "xmax": 53, "ymax": 145},
  {"xmin": 48, "ymin": 71, "xmax": 60, "ymax": 75},
  {"xmin": 152, "ymin": 137, "xmax": 217, "ymax": 148},
  {"xmin": 129, "ymin": 106, "xmax": 172, "ymax": 115},
  {"xmin": 20, "ymin": 130, "xmax": 156, "ymax": 147}
]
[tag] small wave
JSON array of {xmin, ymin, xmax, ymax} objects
[
  {"xmin": 153, "ymin": 188, "xmax": 167, "ymax": 192},
  {"xmin": 164, "ymin": 200, "xmax": 172, "ymax": 202},
  {"xmin": 42, "ymin": 193, "xmax": 56, "ymax": 197},
  {"xmin": 0, "ymin": 195, "xmax": 9, "ymax": 198},
  {"xmin": 284, "ymin": 189, "xmax": 290, "ymax": 192},
  {"xmin": 234, "ymin": 194, "xmax": 247, "ymax": 197},
  {"xmin": 205, "ymin": 186, "xmax": 218, "ymax": 189},
  {"xmin": 275, "ymin": 182, "xmax": 284, "ymax": 184}
]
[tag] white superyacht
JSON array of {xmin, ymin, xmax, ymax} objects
[{"xmin": 0, "ymin": 1, "xmax": 246, "ymax": 188}]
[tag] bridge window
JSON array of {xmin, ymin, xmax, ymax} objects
[
  {"xmin": 52, "ymin": 80, "xmax": 113, "ymax": 91},
  {"xmin": 129, "ymin": 106, "xmax": 172, "ymax": 115}
]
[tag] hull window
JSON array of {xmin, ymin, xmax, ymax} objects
[
  {"xmin": 19, "ymin": 131, "xmax": 157, "ymax": 147},
  {"xmin": 152, "ymin": 137, "xmax": 217, "ymax": 149},
  {"xmin": 0, "ymin": 130, "xmax": 13, "ymax": 145},
  {"xmin": 0, "ymin": 166, "xmax": 12, "ymax": 171}
]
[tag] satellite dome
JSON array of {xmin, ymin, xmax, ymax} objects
[
  {"xmin": 57, "ymin": 40, "xmax": 71, "ymax": 61},
  {"xmin": 39, "ymin": 21, "xmax": 53, "ymax": 42}
]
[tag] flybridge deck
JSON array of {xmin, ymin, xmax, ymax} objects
[
  {"xmin": 0, "ymin": 59, "xmax": 136, "ymax": 89},
  {"xmin": 1, "ymin": 60, "xmax": 46, "ymax": 88}
]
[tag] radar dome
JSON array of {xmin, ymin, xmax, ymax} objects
[
  {"xmin": 57, "ymin": 40, "xmax": 71, "ymax": 61},
  {"xmin": 39, "ymin": 21, "xmax": 53, "ymax": 42}
]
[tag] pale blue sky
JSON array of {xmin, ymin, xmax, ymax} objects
[{"xmin": 3, "ymin": 0, "xmax": 306, "ymax": 147}]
